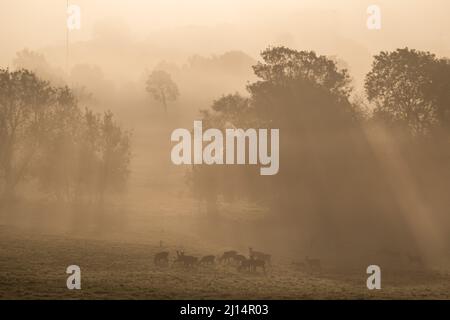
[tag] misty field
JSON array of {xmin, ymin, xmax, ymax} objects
[
  {"xmin": 2, "ymin": 1, "xmax": 450, "ymax": 301},
  {"xmin": 1, "ymin": 208, "xmax": 449, "ymax": 300}
]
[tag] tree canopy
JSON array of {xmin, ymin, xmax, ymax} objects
[
  {"xmin": 0, "ymin": 68, "xmax": 131, "ymax": 203},
  {"xmin": 365, "ymin": 48, "xmax": 450, "ymax": 135},
  {"xmin": 146, "ymin": 69, "xmax": 179, "ymax": 114}
]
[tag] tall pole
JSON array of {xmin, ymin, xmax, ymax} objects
[{"xmin": 66, "ymin": 0, "xmax": 69, "ymax": 76}]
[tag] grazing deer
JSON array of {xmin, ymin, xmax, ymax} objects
[
  {"xmin": 249, "ymin": 247, "xmax": 271, "ymax": 266},
  {"xmin": 219, "ymin": 250, "xmax": 238, "ymax": 264},
  {"xmin": 250, "ymin": 257, "xmax": 266, "ymax": 273},
  {"xmin": 238, "ymin": 256, "xmax": 266, "ymax": 273},
  {"xmin": 305, "ymin": 256, "xmax": 322, "ymax": 270},
  {"xmin": 238, "ymin": 258, "xmax": 252, "ymax": 272},
  {"xmin": 199, "ymin": 255, "xmax": 215, "ymax": 265},
  {"xmin": 174, "ymin": 250, "xmax": 198, "ymax": 268},
  {"xmin": 233, "ymin": 254, "xmax": 247, "ymax": 265},
  {"xmin": 237, "ymin": 256, "xmax": 266, "ymax": 273},
  {"xmin": 173, "ymin": 250, "xmax": 183, "ymax": 266},
  {"xmin": 154, "ymin": 251, "xmax": 169, "ymax": 266}
]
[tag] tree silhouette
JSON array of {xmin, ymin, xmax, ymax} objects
[
  {"xmin": 191, "ymin": 47, "xmax": 361, "ymax": 217},
  {"xmin": 0, "ymin": 68, "xmax": 132, "ymax": 203},
  {"xmin": 37, "ymin": 107, "xmax": 131, "ymax": 204},
  {"xmin": 96, "ymin": 110, "xmax": 132, "ymax": 203},
  {"xmin": 191, "ymin": 93, "xmax": 257, "ymax": 215},
  {"xmin": 145, "ymin": 70, "xmax": 179, "ymax": 114},
  {"xmin": 200, "ymin": 93, "xmax": 255, "ymax": 129},
  {"xmin": 35, "ymin": 87, "xmax": 82, "ymax": 201},
  {"xmin": 365, "ymin": 48, "xmax": 450, "ymax": 135},
  {"xmin": 251, "ymin": 46, "xmax": 352, "ymax": 98},
  {"xmin": 0, "ymin": 69, "xmax": 55, "ymax": 199}
]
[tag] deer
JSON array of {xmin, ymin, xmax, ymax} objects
[
  {"xmin": 238, "ymin": 256, "xmax": 266, "ymax": 273},
  {"xmin": 238, "ymin": 257, "xmax": 252, "ymax": 272},
  {"xmin": 199, "ymin": 255, "xmax": 215, "ymax": 265},
  {"xmin": 174, "ymin": 250, "xmax": 198, "ymax": 268},
  {"xmin": 154, "ymin": 251, "xmax": 169, "ymax": 266},
  {"xmin": 249, "ymin": 247, "xmax": 271, "ymax": 266},
  {"xmin": 232, "ymin": 254, "xmax": 247, "ymax": 265},
  {"xmin": 250, "ymin": 256, "xmax": 266, "ymax": 273},
  {"xmin": 305, "ymin": 256, "xmax": 322, "ymax": 271},
  {"xmin": 218, "ymin": 250, "xmax": 238, "ymax": 264}
]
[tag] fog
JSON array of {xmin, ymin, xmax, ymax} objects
[
  {"xmin": 1, "ymin": 0, "xmax": 450, "ymax": 299},
  {"xmin": 1, "ymin": 0, "xmax": 449, "ymax": 81}
]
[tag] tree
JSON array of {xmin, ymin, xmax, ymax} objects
[
  {"xmin": 0, "ymin": 68, "xmax": 132, "ymax": 204},
  {"xmin": 0, "ymin": 69, "xmax": 55, "ymax": 199},
  {"xmin": 200, "ymin": 93, "xmax": 255, "ymax": 129},
  {"xmin": 37, "ymin": 108, "xmax": 131, "ymax": 204},
  {"xmin": 145, "ymin": 70, "xmax": 179, "ymax": 114},
  {"xmin": 251, "ymin": 46, "xmax": 352, "ymax": 98},
  {"xmin": 191, "ymin": 47, "xmax": 362, "ymax": 216},
  {"xmin": 247, "ymin": 47, "xmax": 358, "ymax": 133},
  {"xmin": 365, "ymin": 48, "xmax": 450, "ymax": 135},
  {"xmin": 96, "ymin": 110, "xmax": 132, "ymax": 203},
  {"xmin": 34, "ymin": 86, "xmax": 82, "ymax": 201},
  {"xmin": 191, "ymin": 94, "xmax": 259, "ymax": 215},
  {"xmin": 248, "ymin": 47, "xmax": 361, "ymax": 213}
]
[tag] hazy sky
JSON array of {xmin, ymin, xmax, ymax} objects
[{"xmin": 1, "ymin": 0, "xmax": 449, "ymax": 72}]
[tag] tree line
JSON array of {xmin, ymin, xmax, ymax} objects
[
  {"xmin": 190, "ymin": 46, "xmax": 450, "ymax": 250},
  {"xmin": 0, "ymin": 69, "xmax": 131, "ymax": 204}
]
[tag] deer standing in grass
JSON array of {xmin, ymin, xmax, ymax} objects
[
  {"xmin": 238, "ymin": 256, "xmax": 266, "ymax": 273},
  {"xmin": 250, "ymin": 257, "xmax": 266, "ymax": 273},
  {"xmin": 238, "ymin": 257, "xmax": 252, "ymax": 272},
  {"xmin": 174, "ymin": 251, "xmax": 198, "ymax": 268},
  {"xmin": 232, "ymin": 254, "xmax": 247, "ymax": 265},
  {"xmin": 249, "ymin": 247, "xmax": 271, "ymax": 266},
  {"xmin": 219, "ymin": 250, "xmax": 238, "ymax": 264}
]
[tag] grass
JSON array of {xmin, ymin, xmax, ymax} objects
[{"xmin": 0, "ymin": 219, "xmax": 449, "ymax": 300}]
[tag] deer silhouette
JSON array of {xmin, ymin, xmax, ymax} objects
[
  {"xmin": 249, "ymin": 247, "xmax": 271, "ymax": 266},
  {"xmin": 174, "ymin": 250, "xmax": 198, "ymax": 268},
  {"xmin": 218, "ymin": 250, "xmax": 238, "ymax": 264}
]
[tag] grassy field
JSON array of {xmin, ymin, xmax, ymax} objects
[
  {"xmin": 1, "ymin": 216, "xmax": 449, "ymax": 300},
  {"xmin": 0, "ymin": 122, "xmax": 449, "ymax": 300}
]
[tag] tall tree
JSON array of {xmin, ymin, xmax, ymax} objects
[
  {"xmin": 0, "ymin": 69, "xmax": 132, "ymax": 203},
  {"xmin": 251, "ymin": 46, "xmax": 352, "ymax": 98},
  {"xmin": 365, "ymin": 48, "xmax": 450, "ymax": 135},
  {"xmin": 192, "ymin": 47, "xmax": 363, "ymax": 217},
  {"xmin": 145, "ymin": 70, "xmax": 179, "ymax": 114},
  {"xmin": 37, "ymin": 107, "xmax": 131, "ymax": 204},
  {"xmin": 96, "ymin": 110, "xmax": 132, "ymax": 203},
  {"xmin": 0, "ymin": 69, "xmax": 54, "ymax": 199}
]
